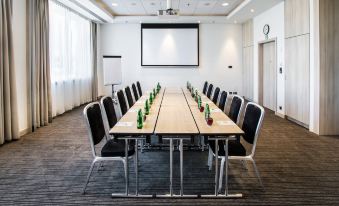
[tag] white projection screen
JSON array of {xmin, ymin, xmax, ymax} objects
[{"xmin": 141, "ymin": 24, "xmax": 199, "ymax": 67}]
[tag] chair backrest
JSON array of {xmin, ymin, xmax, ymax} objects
[
  {"xmin": 137, "ymin": 81, "xmax": 142, "ymax": 96},
  {"xmin": 100, "ymin": 96, "xmax": 118, "ymax": 130},
  {"xmin": 206, "ymin": 84, "xmax": 213, "ymax": 98},
  {"xmin": 202, "ymin": 81, "xmax": 208, "ymax": 95},
  {"xmin": 117, "ymin": 90, "xmax": 128, "ymax": 116},
  {"xmin": 228, "ymin": 95, "xmax": 244, "ymax": 124},
  {"xmin": 218, "ymin": 91, "xmax": 227, "ymax": 111},
  {"xmin": 132, "ymin": 83, "xmax": 139, "ymax": 101},
  {"xmin": 83, "ymin": 102, "xmax": 107, "ymax": 157},
  {"xmin": 212, "ymin": 87, "xmax": 220, "ymax": 104},
  {"xmin": 241, "ymin": 102, "xmax": 265, "ymax": 156},
  {"xmin": 125, "ymin": 86, "xmax": 134, "ymax": 108}
]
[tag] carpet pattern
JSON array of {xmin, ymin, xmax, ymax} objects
[{"xmin": 0, "ymin": 107, "xmax": 339, "ymax": 205}]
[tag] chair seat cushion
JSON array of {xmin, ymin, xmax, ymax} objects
[
  {"xmin": 210, "ymin": 140, "xmax": 246, "ymax": 156},
  {"xmin": 101, "ymin": 139, "xmax": 135, "ymax": 157}
]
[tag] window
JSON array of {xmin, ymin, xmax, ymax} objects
[{"xmin": 49, "ymin": 1, "xmax": 92, "ymax": 116}]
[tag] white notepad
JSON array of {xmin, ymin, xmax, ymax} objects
[
  {"xmin": 137, "ymin": 100, "xmax": 146, "ymax": 104},
  {"xmin": 210, "ymin": 108, "xmax": 222, "ymax": 113},
  {"xmin": 216, "ymin": 120, "xmax": 235, "ymax": 126},
  {"xmin": 116, "ymin": 122, "xmax": 133, "ymax": 127},
  {"xmin": 128, "ymin": 109, "xmax": 138, "ymax": 113}
]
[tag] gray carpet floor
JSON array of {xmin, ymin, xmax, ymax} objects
[{"xmin": 1, "ymin": 106, "xmax": 339, "ymax": 205}]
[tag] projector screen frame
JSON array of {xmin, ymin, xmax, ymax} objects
[{"xmin": 141, "ymin": 23, "xmax": 199, "ymax": 67}]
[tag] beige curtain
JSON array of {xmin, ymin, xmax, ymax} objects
[
  {"xmin": 28, "ymin": 0, "xmax": 52, "ymax": 130},
  {"xmin": 0, "ymin": 0, "xmax": 19, "ymax": 145},
  {"xmin": 91, "ymin": 22, "xmax": 98, "ymax": 101}
]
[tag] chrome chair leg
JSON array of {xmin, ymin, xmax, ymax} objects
[
  {"xmin": 241, "ymin": 160, "xmax": 248, "ymax": 170},
  {"xmin": 218, "ymin": 157, "xmax": 225, "ymax": 192},
  {"xmin": 207, "ymin": 147, "xmax": 213, "ymax": 170},
  {"xmin": 97, "ymin": 162, "xmax": 104, "ymax": 171},
  {"xmin": 83, "ymin": 160, "xmax": 96, "ymax": 194},
  {"xmin": 251, "ymin": 160, "xmax": 263, "ymax": 188},
  {"xmin": 201, "ymin": 136, "xmax": 205, "ymax": 151}
]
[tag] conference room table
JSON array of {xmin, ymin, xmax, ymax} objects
[{"xmin": 109, "ymin": 87, "xmax": 244, "ymax": 198}]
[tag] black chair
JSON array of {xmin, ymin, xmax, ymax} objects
[
  {"xmin": 125, "ymin": 86, "xmax": 134, "ymax": 108},
  {"xmin": 208, "ymin": 95, "xmax": 244, "ymax": 170},
  {"xmin": 206, "ymin": 84, "xmax": 213, "ymax": 99},
  {"xmin": 137, "ymin": 81, "xmax": 142, "ymax": 96},
  {"xmin": 212, "ymin": 87, "xmax": 220, "ymax": 104},
  {"xmin": 100, "ymin": 96, "xmax": 118, "ymax": 129},
  {"xmin": 228, "ymin": 95, "xmax": 244, "ymax": 124},
  {"xmin": 208, "ymin": 102, "xmax": 265, "ymax": 191},
  {"xmin": 202, "ymin": 81, "xmax": 208, "ymax": 95},
  {"xmin": 218, "ymin": 91, "xmax": 227, "ymax": 111},
  {"xmin": 82, "ymin": 102, "xmax": 136, "ymax": 194},
  {"xmin": 132, "ymin": 83, "xmax": 139, "ymax": 101},
  {"xmin": 117, "ymin": 90, "xmax": 128, "ymax": 116}
]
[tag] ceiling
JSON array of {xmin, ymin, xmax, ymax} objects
[
  {"xmin": 100, "ymin": 0, "xmax": 244, "ymax": 16},
  {"xmin": 56, "ymin": 0, "xmax": 283, "ymax": 24}
]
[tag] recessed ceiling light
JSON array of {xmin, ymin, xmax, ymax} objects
[
  {"xmin": 234, "ymin": 20, "xmax": 237, "ymax": 24},
  {"xmin": 197, "ymin": 20, "xmax": 201, "ymax": 23},
  {"xmin": 111, "ymin": 3, "xmax": 118, "ymax": 7},
  {"xmin": 250, "ymin": 9, "xmax": 255, "ymax": 13},
  {"xmin": 222, "ymin": 2, "xmax": 229, "ymax": 7}
]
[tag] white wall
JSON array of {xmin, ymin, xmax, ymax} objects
[
  {"xmin": 12, "ymin": 0, "xmax": 29, "ymax": 134},
  {"xmin": 98, "ymin": 23, "xmax": 243, "ymax": 96},
  {"xmin": 253, "ymin": 2, "xmax": 285, "ymax": 116},
  {"xmin": 309, "ymin": 0, "xmax": 320, "ymax": 134}
]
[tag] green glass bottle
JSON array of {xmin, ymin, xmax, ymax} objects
[
  {"xmin": 153, "ymin": 88, "xmax": 156, "ymax": 96},
  {"xmin": 137, "ymin": 109, "xmax": 143, "ymax": 129},
  {"xmin": 144, "ymin": 99, "xmax": 150, "ymax": 115},
  {"xmin": 198, "ymin": 95, "xmax": 201, "ymax": 109},
  {"xmin": 194, "ymin": 90, "xmax": 198, "ymax": 102},
  {"xmin": 149, "ymin": 92, "xmax": 153, "ymax": 105},
  {"xmin": 204, "ymin": 104, "xmax": 210, "ymax": 120}
]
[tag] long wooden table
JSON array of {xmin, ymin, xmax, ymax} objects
[{"xmin": 109, "ymin": 87, "xmax": 244, "ymax": 198}]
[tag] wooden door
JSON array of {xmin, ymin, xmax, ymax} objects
[
  {"xmin": 262, "ymin": 41, "xmax": 276, "ymax": 111},
  {"xmin": 285, "ymin": 34, "xmax": 310, "ymax": 126}
]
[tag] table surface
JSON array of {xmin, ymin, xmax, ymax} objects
[{"xmin": 109, "ymin": 87, "xmax": 244, "ymax": 136}]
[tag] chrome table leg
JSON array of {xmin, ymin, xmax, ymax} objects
[
  {"xmin": 215, "ymin": 139, "xmax": 219, "ymax": 196},
  {"xmin": 224, "ymin": 138, "xmax": 229, "ymax": 196},
  {"xmin": 125, "ymin": 139, "xmax": 129, "ymax": 196},
  {"xmin": 180, "ymin": 139, "xmax": 184, "ymax": 196},
  {"xmin": 170, "ymin": 139, "xmax": 173, "ymax": 196},
  {"xmin": 135, "ymin": 139, "xmax": 139, "ymax": 196}
]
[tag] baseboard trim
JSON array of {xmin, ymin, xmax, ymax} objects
[
  {"xmin": 19, "ymin": 128, "xmax": 31, "ymax": 137},
  {"xmin": 286, "ymin": 116, "xmax": 309, "ymax": 129},
  {"xmin": 275, "ymin": 112, "xmax": 285, "ymax": 119}
]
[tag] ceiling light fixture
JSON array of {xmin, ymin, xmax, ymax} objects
[
  {"xmin": 222, "ymin": 2, "xmax": 229, "ymax": 7},
  {"xmin": 112, "ymin": 3, "xmax": 118, "ymax": 7},
  {"xmin": 234, "ymin": 20, "xmax": 237, "ymax": 24},
  {"xmin": 250, "ymin": 9, "xmax": 255, "ymax": 13},
  {"xmin": 197, "ymin": 20, "xmax": 201, "ymax": 23}
]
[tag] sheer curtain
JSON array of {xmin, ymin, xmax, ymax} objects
[{"xmin": 49, "ymin": 1, "xmax": 92, "ymax": 117}]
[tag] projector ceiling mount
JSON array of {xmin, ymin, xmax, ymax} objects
[{"xmin": 157, "ymin": 0, "xmax": 179, "ymax": 17}]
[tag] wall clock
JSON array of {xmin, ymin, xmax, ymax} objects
[{"xmin": 263, "ymin": 24, "xmax": 270, "ymax": 39}]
